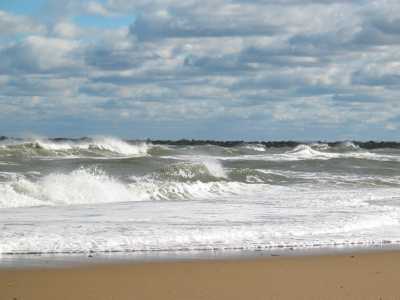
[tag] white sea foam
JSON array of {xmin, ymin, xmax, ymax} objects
[
  {"xmin": 201, "ymin": 158, "xmax": 227, "ymax": 178},
  {"xmin": 243, "ymin": 144, "xmax": 266, "ymax": 152},
  {"xmin": 0, "ymin": 168, "xmax": 133, "ymax": 208},
  {"xmin": 1, "ymin": 186, "xmax": 400, "ymax": 254},
  {"xmin": 286, "ymin": 144, "xmax": 330, "ymax": 159}
]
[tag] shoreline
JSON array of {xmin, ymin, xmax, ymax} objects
[
  {"xmin": 0, "ymin": 243, "xmax": 399, "ymax": 269},
  {"xmin": 2, "ymin": 249, "xmax": 400, "ymax": 299}
]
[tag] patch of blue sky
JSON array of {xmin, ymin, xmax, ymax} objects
[
  {"xmin": 74, "ymin": 14, "xmax": 134, "ymax": 29},
  {"xmin": 0, "ymin": 0, "xmax": 45, "ymax": 15}
]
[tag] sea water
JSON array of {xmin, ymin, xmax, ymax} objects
[{"xmin": 1, "ymin": 137, "xmax": 400, "ymax": 257}]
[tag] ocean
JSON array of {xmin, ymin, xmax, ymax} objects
[{"xmin": 1, "ymin": 137, "xmax": 400, "ymax": 257}]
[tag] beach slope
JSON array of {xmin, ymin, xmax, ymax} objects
[{"xmin": 1, "ymin": 251, "xmax": 400, "ymax": 300}]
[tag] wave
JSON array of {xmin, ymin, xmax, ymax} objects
[
  {"xmin": 229, "ymin": 142, "xmax": 396, "ymax": 162},
  {"xmin": 5, "ymin": 163, "xmax": 400, "ymax": 210},
  {"xmin": 242, "ymin": 144, "xmax": 266, "ymax": 152},
  {"xmin": 286, "ymin": 144, "xmax": 330, "ymax": 159},
  {"xmin": 0, "ymin": 137, "xmax": 150, "ymax": 157},
  {"xmin": 285, "ymin": 144, "xmax": 400, "ymax": 162},
  {"xmin": 2, "ymin": 137, "xmax": 399, "ymax": 163},
  {"xmin": 154, "ymin": 160, "xmax": 227, "ymax": 182},
  {"xmin": 254, "ymin": 169, "xmax": 400, "ymax": 187},
  {"xmin": 335, "ymin": 141, "xmax": 360, "ymax": 150},
  {"xmin": 1, "ymin": 191, "xmax": 399, "ymax": 254},
  {"xmin": 1, "ymin": 168, "xmax": 134, "ymax": 208},
  {"xmin": 0, "ymin": 167, "xmax": 262, "ymax": 209},
  {"xmin": 309, "ymin": 143, "xmax": 330, "ymax": 151},
  {"xmin": 3, "ymin": 164, "xmax": 398, "ymax": 209},
  {"xmin": 198, "ymin": 158, "xmax": 227, "ymax": 178},
  {"xmin": 2, "ymin": 232, "xmax": 399, "ymax": 256},
  {"xmin": 204, "ymin": 144, "xmax": 400, "ymax": 162}
]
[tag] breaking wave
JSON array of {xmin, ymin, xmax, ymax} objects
[
  {"xmin": 284, "ymin": 144, "xmax": 399, "ymax": 161},
  {"xmin": 242, "ymin": 144, "xmax": 266, "ymax": 152},
  {"xmin": 0, "ymin": 137, "xmax": 150, "ymax": 157},
  {"xmin": 209, "ymin": 144, "xmax": 400, "ymax": 162},
  {"xmin": 0, "ymin": 167, "xmax": 260, "ymax": 209},
  {"xmin": 336, "ymin": 141, "xmax": 360, "ymax": 150},
  {"xmin": 154, "ymin": 159, "xmax": 227, "ymax": 182},
  {"xmin": 286, "ymin": 144, "xmax": 329, "ymax": 159}
]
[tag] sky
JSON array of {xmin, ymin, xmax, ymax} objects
[{"xmin": 0, "ymin": 0, "xmax": 399, "ymax": 140}]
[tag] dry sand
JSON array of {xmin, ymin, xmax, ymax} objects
[{"xmin": 1, "ymin": 251, "xmax": 400, "ymax": 300}]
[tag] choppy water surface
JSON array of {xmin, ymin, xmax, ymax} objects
[{"xmin": 1, "ymin": 137, "xmax": 400, "ymax": 256}]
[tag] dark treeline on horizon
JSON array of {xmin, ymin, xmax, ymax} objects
[{"xmin": 1, "ymin": 136, "xmax": 400, "ymax": 149}]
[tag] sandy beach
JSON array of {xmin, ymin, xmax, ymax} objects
[{"xmin": 1, "ymin": 250, "xmax": 400, "ymax": 300}]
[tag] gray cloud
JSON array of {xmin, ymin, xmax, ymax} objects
[
  {"xmin": 352, "ymin": 71, "xmax": 400, "ymax": 87},
  {"xmin": 85, "ymin": 44, "xmax": 150, "ymax": 71},
  {"xmin": 130, "ymin": 14, "xmax": 281, "ymax": 40}
]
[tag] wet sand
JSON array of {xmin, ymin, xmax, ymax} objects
[{"xmin": 1, "ymin": 250, "xmax": 400, "ymax": 300}]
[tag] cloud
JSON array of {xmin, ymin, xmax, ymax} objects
[
  {"xmin": 3, "ymin": 76, "xmax": 81, "ymax": 97},
  {"xmin": 130, "ymin": 12, "xmax": 280, "ymax": 40},
  {"xmin": 53, "ymin": 22, "xmax": 82, "ymax": 39},
  {"xmin": 1, "ymin": 1, "xmax": 400, "ymax": 139},
  {"xmin": 86, "ymin": 1, "xmax": 113, "ymax": 17},
  {"xmin": 0, "ymin": 36, "xmax": 82, "ymax": 74},
  {"xmin": 352, "ymin": 70, "xmax": 400, "ymax": 87},
  {"xmin": 84, "ymin": 40, "xmax": 159, "ymax": 71},
  {"xmin": 0, "ymin": 10, "xmax": 45, "ymax": 36}
]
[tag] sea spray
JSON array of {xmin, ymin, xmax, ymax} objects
[{"xmin": 201, "ymin": 158, "xmax": 227, "ymax": 179}]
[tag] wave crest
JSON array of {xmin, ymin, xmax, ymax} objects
[
  {"xmin": 0, "ymin": 137, "xmax": 149, "ymax": 157},
  {"xmin": 286, "ymin": 144, "xmax": 329, "ymax": 160}
]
